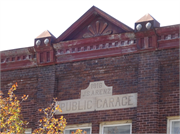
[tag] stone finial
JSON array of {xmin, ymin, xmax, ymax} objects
[
  {"xmin": 135, "ymin": 13, "xmax": 160, "ymax": 32},
  {"xmin": 34, "ymin": 30, "xmax": 56, "ymax": 47},
  {"xmin": 36, "ymin": 40, "xmax": 41, "ymax": 46},
  {"xmin": 136, "ymin": 24, "xmax": 142, "ymax": 31},
  {"xmin": 44, "ymin": 38, "xmax": 49, "ymax": 46},
  {"xmin": 35, "ymin": 30, "xmax": 56, "ymax": 39},
  {"xmin": 146, "ymin": 22, "xmax": 152, "ymax": 29},
  {"xmin": 34, "ymin": 30, "xmax": 56, "ymax": 65}
]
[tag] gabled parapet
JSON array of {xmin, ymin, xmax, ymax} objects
[
  {"xmin": 0, "ymin": 6, "xmax": 179, "ymax": 72},
  {"xmin": 55, "ymin": 6, "xmax": 133, "ymax": 42}
]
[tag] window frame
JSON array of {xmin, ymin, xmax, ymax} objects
[
  {"xmin": 99, "ymin": 120, "xmax": 132, "ymax": 134},
  {"xmin": 25, "ymin": 128, "xmax": 32, "ymax": 134},
  {"xmin": 64, "ymin": 123, "xmax": 92, "ymax": 134},
  {"xmin": 167, "ymin": 116, "xmax": 180, "ymax": 134},
  {"xmin": 169, "ymin": 119, "xmax": 180, "ymax": 134}
]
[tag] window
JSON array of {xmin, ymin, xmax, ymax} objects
[
  {"xmin": 99, "ymin": 120, "xmax": 132, "ymax": 134},
  {"xmin": 25, "ymin": 128, "xmax": 32, "ymax": 134},
  {"xmin": 170, "ymin": 120, "xmax": 180, "ymax": 134},
  {"xmin": 64, "ymin": 123, "xmax": 91, "ymax": 134},
  {"xmin": 167, "ymin": 116, "xmax": 180, "ymax": 134},
  {"xmin": 65, "ymin": 127, "xmax": 91, "ymax": 134},
  {"xmin": 103, "ymin": 124, "xmax": 131, "ymax": 134}
]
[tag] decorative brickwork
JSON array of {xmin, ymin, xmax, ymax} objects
[{"xmin": 0, "ymin": 6, "xmax": 179, "ymax": 133}]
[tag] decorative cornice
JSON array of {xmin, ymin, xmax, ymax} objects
[
  {"xmin": 155, "ymin": 24, "xmax": 180, "ymax": 35},
  {"xmin": 54, "ymin": 39, "xmax": 135, "ymax": 56},
  {"xmin": 53, "ymin": 32, "xmax": 135, "ymax": 49},
  {"xmin": 1, "ymin": 47, "xmax": 37, "ymax": 71},
  {"xmin": 1, "ymin": 25, "xmax": 179, "ymax": 72},
  {"xmin": 1, "ymin": 47, "xmax": 35, "ymax": 57}
]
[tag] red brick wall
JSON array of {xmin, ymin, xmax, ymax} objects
[
  {"xmin": 159, "ymin": 49, "xmax": 179, "ymax": 132},
  {"xmin": 1, "ymin": 48, "xmax": 179, "ymax": 133}
]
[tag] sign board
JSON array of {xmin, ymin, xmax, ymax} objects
[
  {"xmin": 81, "ymin": 81, "xmax": 112, "ymax": 98},
  {"xmin": 56, "ymin": 81, "xmax": 137, "ymax": 114}
]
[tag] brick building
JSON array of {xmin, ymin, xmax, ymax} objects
[{"xmin": 1, "ymin": 6, "xmax": 180, "ymax": 133}]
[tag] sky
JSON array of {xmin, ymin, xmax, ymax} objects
[{"xmin": 0, "ymin": 0, "xmax": 180, "ymax": 51}]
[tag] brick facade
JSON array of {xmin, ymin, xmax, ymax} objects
[{"xmin": 1, "ymin": 6, "xmax": 179, "ymax": 133}]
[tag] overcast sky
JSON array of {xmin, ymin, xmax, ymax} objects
[{"xmin": 0, "ymin": 0, "xmax": 180, "ymax": 51}]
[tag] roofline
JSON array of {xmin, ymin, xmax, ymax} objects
[
  {"xmin": 35, "ymin": 30, "xmax": 56, "ymax": 39},
  {"xmin": 55, "ymin": 6, "xmax": 133, "ymax": 43}
]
